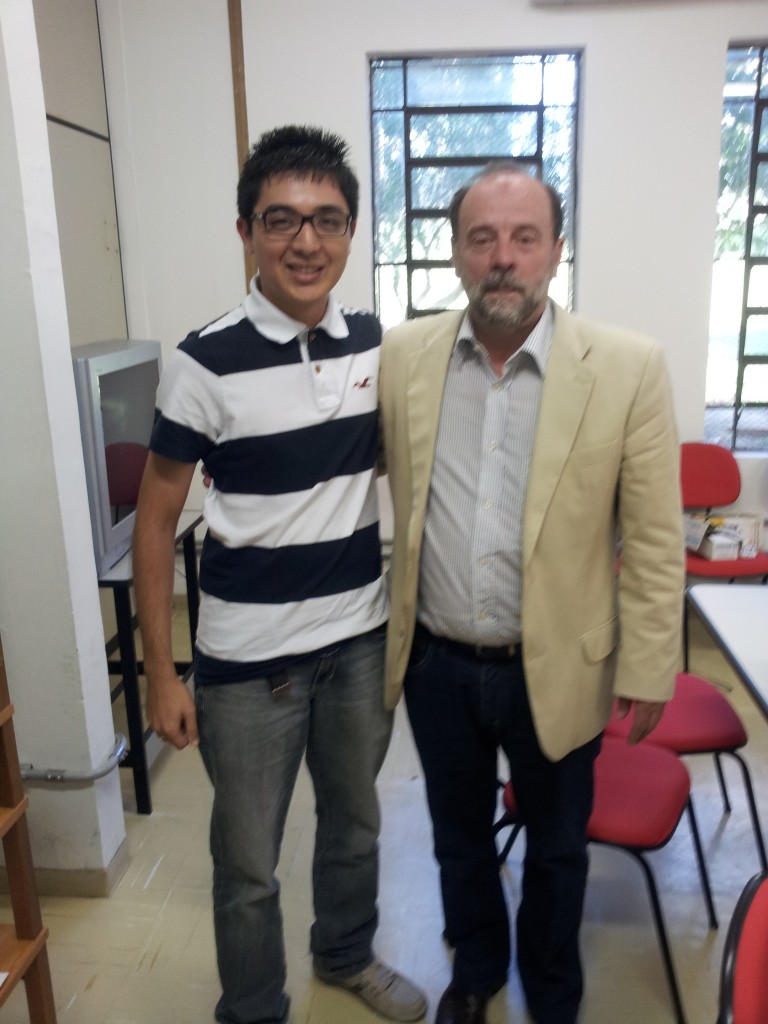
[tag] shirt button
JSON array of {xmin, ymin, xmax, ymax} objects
[{"xmin": 483, "ymin": 500, "xmax": 493, "ymax": 510}]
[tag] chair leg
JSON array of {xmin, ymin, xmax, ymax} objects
[
  {"xmin": 684, "ymin": 797, "xmax": 718, "ymax": 929},
  {"xmin": 493, "ymin": 814, "xmax": 523, "ymax": 865},
  {"xmin": 713, "ymin": 752, "xmax": 732, "ymax": 814},
  {"xmin": 626, "ymin": 850, "xmax": 688, "ymax": 1024},
  {"xmin": 727, "ymin": 751, "xmax": 768, "ymax": 872},
  {"xmin": 683, "ymin": 601, "xmax": 690, "ymax": 673}
]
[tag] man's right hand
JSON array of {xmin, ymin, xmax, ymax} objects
[{"xmin": 146, "ymin": 670, "xmax": 199, "ymax": 749}]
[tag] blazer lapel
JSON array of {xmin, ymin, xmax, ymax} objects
[
  {"xmin": 405, "ymin": 312, "xmax": 461, "ymax": 513},
  {"xmin": 523, "ymin": 311, "xmax": 595, "ymax": 561}
]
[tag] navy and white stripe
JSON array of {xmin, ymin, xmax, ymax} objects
[
  {"xmin": 150, "ymin": 283, "xmax": 388, "ymax": 683},
  {"xmin": 418, "ymin": 302, "xmax": 554, "ymax": 646}
]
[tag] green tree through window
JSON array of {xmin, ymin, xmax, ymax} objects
[
  {"xmin": 706, "ymin": 43, "xmax": 768, "ymax": 451},
  {"xmin": 370, "ymin": 53, "xmax": 581, "ymax": 329}
]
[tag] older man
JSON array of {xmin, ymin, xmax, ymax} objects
[{"xmin": 380, "ymin": 162, "xmax": 684, "ymax": 1024}]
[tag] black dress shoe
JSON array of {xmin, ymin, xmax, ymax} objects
[{"xmin": 434, "ymin": 985, "xmax": 487, "ymax": 1024}]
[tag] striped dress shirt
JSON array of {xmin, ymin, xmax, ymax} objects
[{"xmin": 418, "ymin": 302, "xmax": 554, "ymax": 646}]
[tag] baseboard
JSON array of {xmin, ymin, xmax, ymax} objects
[{"xmin": 0, "ymin": 836, "xmax": 130, "ymax": 897}]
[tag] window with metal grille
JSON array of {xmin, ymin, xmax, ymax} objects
[
  {"xmin": 370, "ymin": 53, "xmax": 580, "ymax": 329},
  {"xmin": 706, "ymin": 43, "xmax": 768, "ymax": 452}
]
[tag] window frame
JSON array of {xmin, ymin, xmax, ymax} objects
[
  {"xmin": 369, "ymin": 51, "xmax": 581, "ymax": 327},
  {"xmin": 706, "ymin": 41, "xmax": 768, "ymax": 452}
]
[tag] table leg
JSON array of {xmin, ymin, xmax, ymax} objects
[{"xmin": 113, "ymin": 586, "xmax": 152, "ymax": 814}]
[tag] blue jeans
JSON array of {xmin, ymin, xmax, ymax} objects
[
  {"xmin": 196, "ymin": 626, "xmax": 393, "ymax": 1024},
  {"xmin": 404, "ymin": 629, "xmax": 600, "ymax": 1024}
]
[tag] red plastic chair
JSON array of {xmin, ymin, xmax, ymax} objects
[
  {"xmin": 718, "ymin": 870, "xmax": 768, "ymax": 1024},
  {"xmin": 681, "ymin": 443, "xmax": 768, "ymax": 582},
  {"xmin": 494, "ymin": 738, "xmax": 717, "ymax": 1024},
  {"xmin": 605, "ymin": 674, "xmax": 767, "ymax": 873}
]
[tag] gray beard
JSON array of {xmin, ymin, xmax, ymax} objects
[
  {"xmin": 467, "ymin": 274, "xmax": 550, "ymax": 333},
  {"xmin": 470, "ymin": 291, "xmax": 539, "ymax": 332}
]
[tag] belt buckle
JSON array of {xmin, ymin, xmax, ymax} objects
[{"xmin": 474, "ymin": 642, "xmax": 516, "ymax": 661}]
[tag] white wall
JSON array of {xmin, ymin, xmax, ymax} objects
[
  {"xmin": 99, "ymin": 0, "xmax": 768, "ymax": 515},
  {"xmin": 100, "ymin": 0, "xmax": 765, "ymax": 435}
]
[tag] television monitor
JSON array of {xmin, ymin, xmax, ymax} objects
[{"xmin": 72, "ymin": 339, "xmax": 162, "ymax": 576}]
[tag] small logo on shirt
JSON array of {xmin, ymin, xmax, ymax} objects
[{"xmin": 353, "ymin": 376, "xmax": 373, "ymax": 389}]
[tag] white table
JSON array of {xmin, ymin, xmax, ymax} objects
[{"xmin": 686, "ymin": 583, "xmax": 768, "ymax": 720}]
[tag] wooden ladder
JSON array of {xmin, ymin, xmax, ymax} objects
[{"xmin": 0, "ymin": 635, "xmax": 57, "ymax": 1022}]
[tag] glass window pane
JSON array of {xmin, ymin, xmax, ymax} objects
[
  {"xmin": 757, "ymin": 161, "xmax": 768, "ymax": 206},
  {"xmin": 741, "ymin": 364, "xmax": 768, "ymax": 403},
  {"xmin": 704, "ymin": 405, "xmax": 736, "ymax": 447},
  {"xmin": 724, "ymin": 47, "xmax": 759, "ymax": 99},
  {"xmin": 543, "ymin": 105, "xmax": 576, "ymax": 245},
  {"xmin": 544, "ymin": 54, "xmax": 578, "ymax": 106},
  {"xmin": 760, "ymin": 107, "xmax": 768, "ymax": 153},
  {"xmin": 751, "ymin": 213, "xmax": 768, "ymax": 257},
  {"xmin": 549, "ymin": 263, "xmax": 571, "ymax": 310},
  {"xmin": 748, "ymin": 264, "xmax": 768, "ymax": 306},
  {"xmin": 373, "ymin": 112, "xmax": 406, "ymax": 263},
  {"xmin": 406, "ymin": 56, "xmax": 543, "ymax": 107},
  {"xmin": 716, "ymin": 101, "xmax": 753, "ymax": 258},
  {"xmin": 734, "ymin": 405, "xmax": 768, "ymax": 451},
  {"xmin": 410, "ymin": 165, "xmax": 481, "ymax": 211},
  {"xmin": 745, "ymin": 315, "xmax": 768, "ymax": 356},
  {"xmin": 410, "ymin": 112, "xmax": 538, "ymax": 159},
  {"xmin": 410, "ymin": 217, "xmax": 453, "ymax": 261},
  {"xmin": 371, "ymin": 61, "xmax": 404, "ymax": 110},
  {"xmin": 411, "ymin": 267, "xmax": 465, "ymax": 311},
  {"xmin": 376, "ymin": 265, "xmax": 408, "ymax": 331}
]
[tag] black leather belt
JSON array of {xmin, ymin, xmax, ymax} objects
[{"xmin": 416, "ymin": 623, "xmax": 522, "ymax": 662}]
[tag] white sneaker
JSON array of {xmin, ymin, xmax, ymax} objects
[{"xmin": 315, "ymin": 956, "xmax": 428, "ymax": 1021}]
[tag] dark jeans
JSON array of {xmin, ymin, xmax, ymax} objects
[
  {"xmin": 197, "ymin": 627, "xmax": 393, "ymax": 1024},
  {"xmin": 404, "ymin": 628, "xmax": 600, "ymax": 1024}
]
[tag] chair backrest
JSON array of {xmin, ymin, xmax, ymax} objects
[
  {"xmin": 680, "ymin": 442, "xmax": 741, "ymax": 510},
  {"xmin": 718, "ymin": 870, "xmax": 768, "ymax": 1024}
]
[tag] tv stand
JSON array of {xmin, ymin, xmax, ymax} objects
[{"xmin": 98, "ymin": 511, "xmax": 202, "ymax": 814}]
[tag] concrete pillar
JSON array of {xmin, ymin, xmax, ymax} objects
[{"xmin": 0, "ymin": 0, "xmax": 126, "ymax": 894}]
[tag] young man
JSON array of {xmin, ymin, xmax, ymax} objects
[
  {"xmin": 133, "ymin": 126, "xmax": 426, "ymax": 1024},
  {"xmin": 379, "ymin": 163, "xmax": 684, "ymax": 1024}
]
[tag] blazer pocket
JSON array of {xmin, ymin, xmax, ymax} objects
[{"xmin": 580, "ymin": 617, "xmax": 619, "ymax": 664}]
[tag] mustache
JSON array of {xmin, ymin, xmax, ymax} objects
[{"xmin": 479, "ymin": 271, "xmax": 524, "ymax": 295}]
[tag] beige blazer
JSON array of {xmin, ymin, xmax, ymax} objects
[{"xmin": 380, "ymin": 305, "xmax": 684, "ymax": 761}]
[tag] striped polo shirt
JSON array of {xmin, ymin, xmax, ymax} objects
[{"xmin": 150, "ymin": 281, "xmax": 388, "ymax": 684}]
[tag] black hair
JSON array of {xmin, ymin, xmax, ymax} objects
[
  {"xmin": 237, "ymin": 125, "xmax": 359, "ymax": 226},
  {"xmin": 448, "ymin": 160, "xmax": 563, "ymax": 241}
]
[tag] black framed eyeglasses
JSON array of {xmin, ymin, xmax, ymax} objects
[{"xmin": 250, "ymin": 205, "xmax": 353, "ymax": 238}]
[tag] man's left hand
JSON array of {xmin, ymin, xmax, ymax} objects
[{"xmin": 614, "ymin": 698, "xmax": 666, "ymax": 745}]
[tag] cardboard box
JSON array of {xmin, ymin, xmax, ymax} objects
[
  {"xmin": 684, "ymin": 511, "xmax": 763, "ymax": 559},
  {"xmin": 699, "ymin": 532, "xmax": 740, "ymax": 561},
  {"xmin": 683, "ymin": 512, "xmax": 709, "ymax": 552},
  {"xmin": 713, "ymin": 514, "xmax": 762, "ymax": 558}
]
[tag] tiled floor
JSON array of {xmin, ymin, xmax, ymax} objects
[{"xmin": 2, "ymin": 606, "xmax": 768, "ymax": 1023}]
